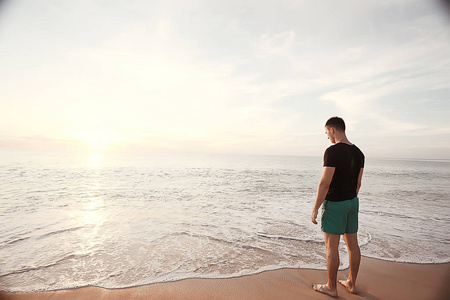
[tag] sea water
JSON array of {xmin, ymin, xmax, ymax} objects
[{"xmin": 0, "ymin": 151, "xmax": 449, "ymax": 292}]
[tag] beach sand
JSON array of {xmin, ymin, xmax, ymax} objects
[{"xmin": 1, "ymin": 257, "xmax": 449, "ymax": 300}]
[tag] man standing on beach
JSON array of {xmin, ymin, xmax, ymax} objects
[{"xmin": 311, "ymin": 117, "xmax": 365, "ymax": 298}]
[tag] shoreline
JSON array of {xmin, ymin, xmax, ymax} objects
[{"xmin": 1, "ymin": 257, "xmax": 449, "ymax": 300}]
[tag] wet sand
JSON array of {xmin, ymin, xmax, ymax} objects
[{"xmin": 1, "ymin": 257, "xmax": 449, "ymax": 300}]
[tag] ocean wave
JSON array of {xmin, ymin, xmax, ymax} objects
[
  {"xmin": 37, "ymin": 225, "xmax": 94, "ymax": 239},
  {"xmin": 360, "ymin": 210, "xmax": 449, "ymax": 222},
  {"xmin": 255, "ymin": 229, "xmax": 373, "ymax": 248},
  {"xmin": 255, "ymin": 232, "xmax": 324, "ymax": 244},
  {"xmin": 0, "ymin": 225, "xmax": 92, "ymax": 248},
  {"xmin": 0, "ymin": 253, "xmax": 91, "ymax": 278},
  {"xmin": 362, "ymin": 254, "xmax": 450, "ymax": 264}
]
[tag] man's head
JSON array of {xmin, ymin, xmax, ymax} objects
[
  {"xmin": 325, "ymin": 117, "xmax": 346, "ymax": 143},
  {"xmin": 325, "ymin": 117, "xmax": 346, "ymax": 132}
]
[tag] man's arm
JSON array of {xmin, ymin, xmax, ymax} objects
[
  {"xmin": 311, "ymin": 166, "xmax": 335, "ymax": 224},
  {"xmin": 356, "ymin": 168, "xmax": 364, "ymax": 195}
]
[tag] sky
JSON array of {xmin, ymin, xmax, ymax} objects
[{"xmin": 1, "ymin": 0, "xmax": 449, "ymax": 159}]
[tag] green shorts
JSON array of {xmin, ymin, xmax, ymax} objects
[{"xmin": 321, "ymin": 197, "xmax": 359, "ymax": 235}]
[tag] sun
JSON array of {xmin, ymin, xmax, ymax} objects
[{"xmin": 70, "ymin": 129, "xmax": 121, "ymax": 150}]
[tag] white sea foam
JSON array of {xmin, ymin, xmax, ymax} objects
[{"xmin": 0, "ymin": 152, "xmax": 449, "ymax": 292}]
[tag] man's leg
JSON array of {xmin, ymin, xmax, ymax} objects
[
  {"xmin": 313, "ymin": 232, "xmax": 340, "ymax": 297},
  {"xmin": 340, "ymin": 233, "xmax": 360, "ymax": 294}
]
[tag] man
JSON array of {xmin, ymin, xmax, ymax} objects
[{"xmin": 311, "ymin": 117, "xmax": 365, "ymax": 298}]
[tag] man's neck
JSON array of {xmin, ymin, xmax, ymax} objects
[{"xmin": 334, "ymin": 133, "xmax": 351, "ymax": 145}]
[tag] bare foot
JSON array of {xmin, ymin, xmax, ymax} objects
[
  {"xmin": 339, "ymin": 279, "xmax": 357, "ymax": 294},
  {"xmin": 312, "ymin": 284, "xmax": 338, "ymax": 298}
]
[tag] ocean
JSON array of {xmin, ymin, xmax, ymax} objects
[{"xmin": 1, "ymin": 151, "xmax": 449, "ymax": 292}]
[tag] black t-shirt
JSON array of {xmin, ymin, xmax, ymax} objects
[{"xmin": 323, "ymin": 143, "xmax": 365, "ymax": 202}]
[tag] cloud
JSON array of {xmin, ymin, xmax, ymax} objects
[{"xmin": 257, "ymin": 30, "xmax": 296, "ymax": 58}]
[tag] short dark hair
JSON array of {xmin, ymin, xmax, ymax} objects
[{"xmin": 325, "ymin": 117, "xmax": 346, "ymax": 132}]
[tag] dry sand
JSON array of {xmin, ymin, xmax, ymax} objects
[{"xmin": 1, "ymin": 257, "xmax": 449, "ymax": 300}]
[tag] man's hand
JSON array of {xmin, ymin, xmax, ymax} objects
[{"xmin": 311, "ymin": 209, "xmax": 318, "ymax": 224}]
